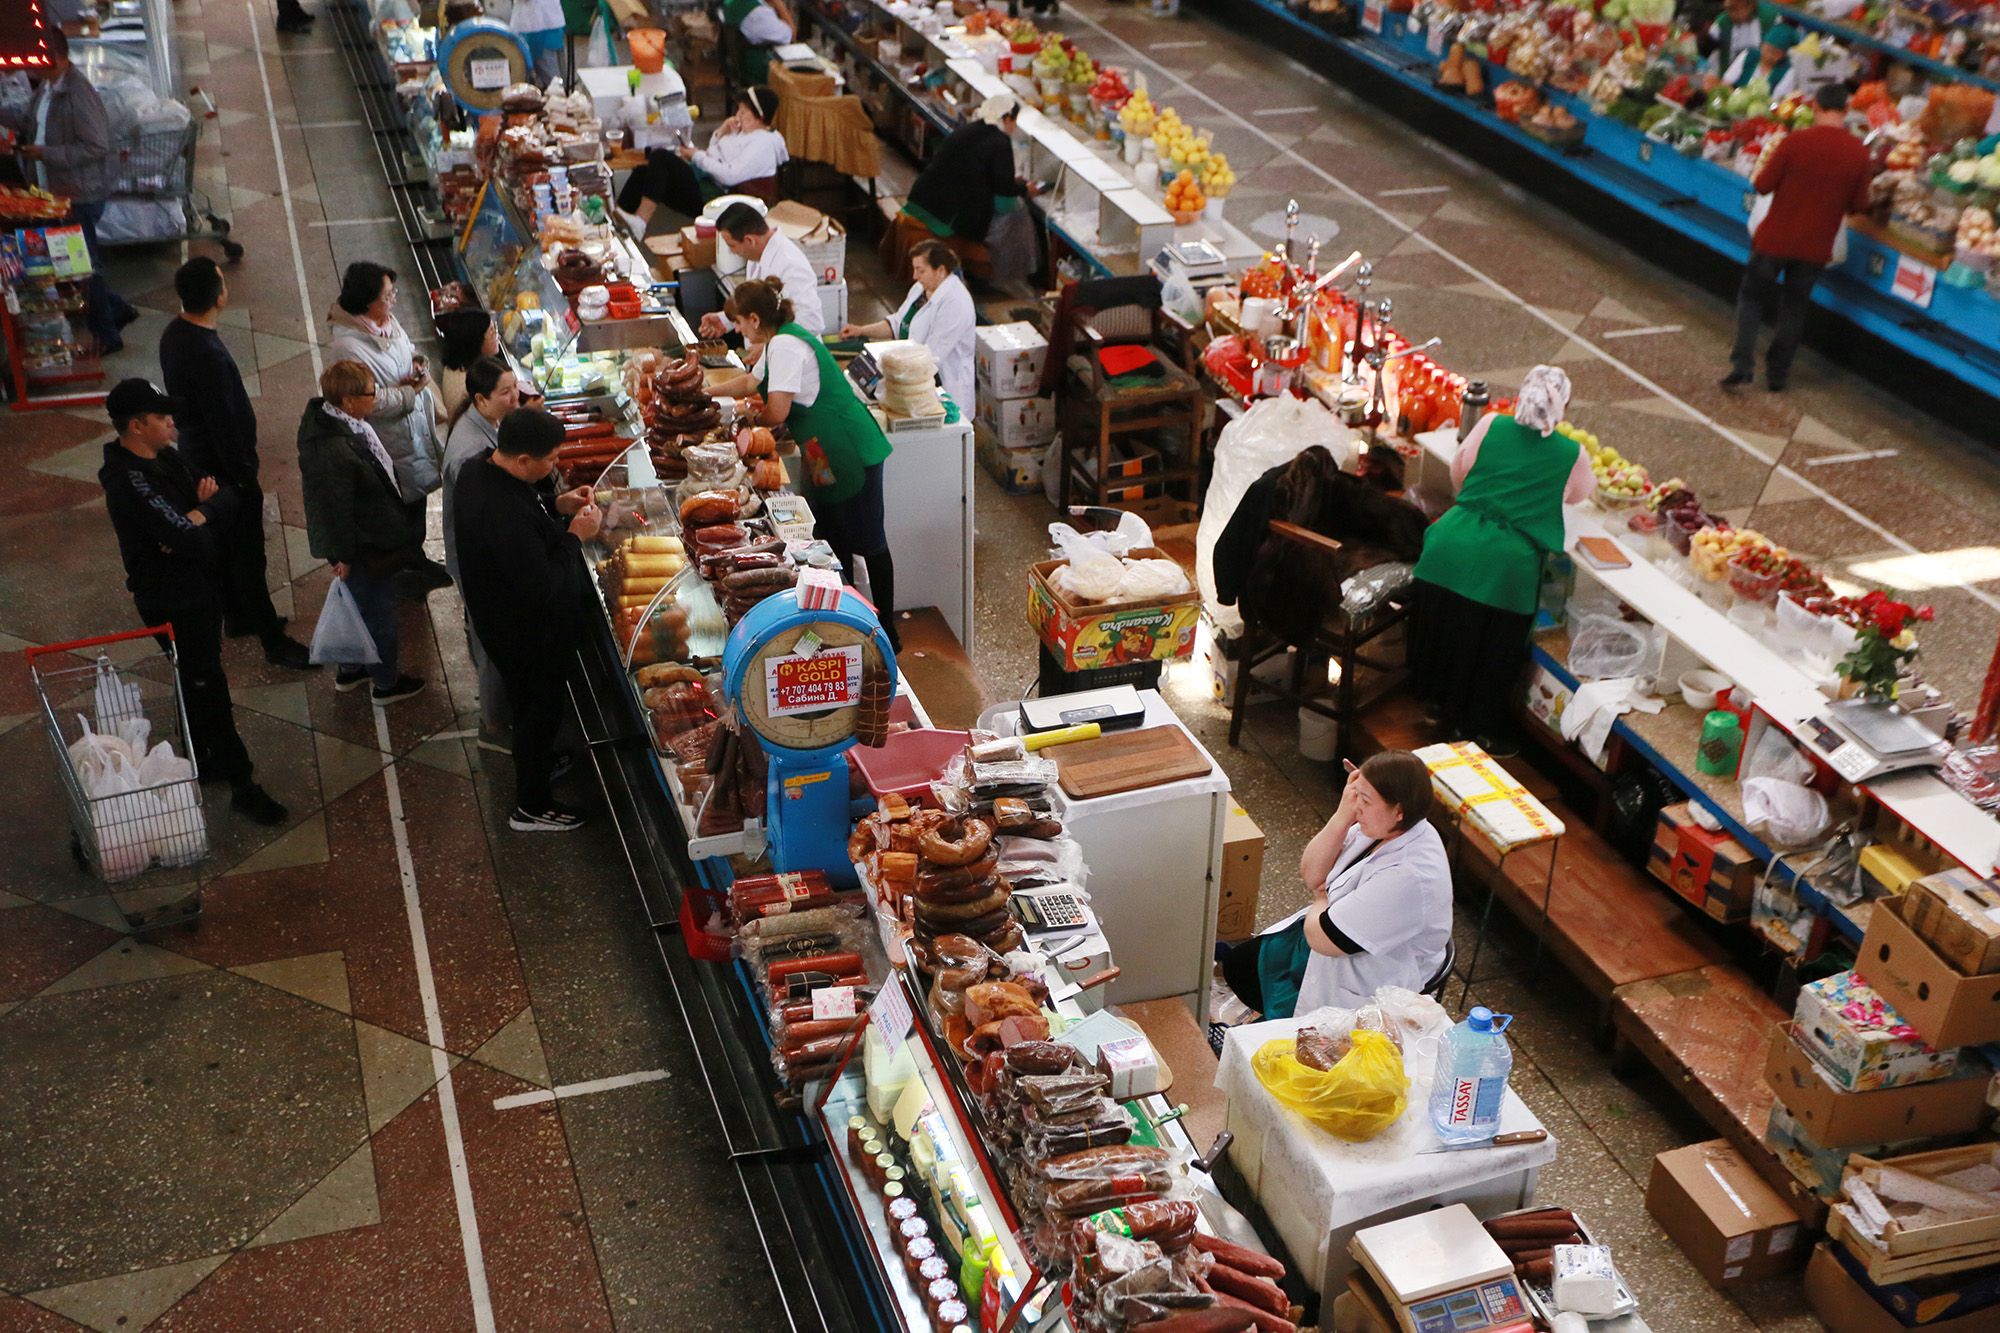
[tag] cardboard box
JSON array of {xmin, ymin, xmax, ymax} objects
[
  {"xmin": 1523, "ymin": 662, "xmax": 1573, "ymax": 737},
  {"xmin": 1027, "ymin": 547, "xmax": 1200, "ymax": 672},
  {"xmin": 1764, "ymin": 1099, "xmax": 1905, "ymax": 1202},
  {"xmin": 974, "ymin": 321, "xmax": 1048, "ymax": 400},
  {"xmin": 974, "ymin": 426, "xmax": 1043, "ymax": 496},
  {"xmin": 766, "ymin": 200, "xmax": 846, "ymax": 283},
  {"xmin": 1904, "ymin": 867, "xmax": 2000, "ymax": 976},
  {"xmin": 1217, "ymin": 804, "xmax": 1264, "ymax": 942},
  {"xmin": 679, "ymin": 224, "xmax": 716, "ymax": 270},
  {"xmin": 1649, "ymin": 803, "xmax": 1759, "ymax": 921},
  {"xmin": 1859, "ymin": 842, "xmax": 1929, "ymax": 900},
  {"xmin": 1805, "ymin": 1242, "xmax": 2000, "ymax": 1333},
  {"xmin": 1794, "ymin": 971, "xmax": 1960, "ymax": 1092},
  {"xmin": 974, "ymin": 392, "xmax": 1055, "ymax": 449},
  {"xmin": 1646, "ymin": 1140, "xmax": 1805, "ymax": 1288},
  {"xmin": 1858, "ymin": 894, "xmax": 2000, "ymax": 1050},
  {"xmin": 1765, "ymin": 1023, "xmax": 1988, "ymax": 1147}
]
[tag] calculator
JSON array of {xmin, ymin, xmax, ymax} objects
[{"xmin": 1011, "ymin": 889, "xmax": 1091, "ymax": 933}]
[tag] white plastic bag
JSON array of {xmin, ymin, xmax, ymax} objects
[
  {"xmin": 1049, "ymin": 522, "xmax": 1140, "ymax": 602},
  {"xmin": 310, "ymin": 578, "xmax": 382, "ymax": 666},
  {"xmin": 94, "ymin": 658, "xmax": 142, "ymax": 732},
  {"xmin": 1743, "ymin": 726, "xmax": 1813, "ymax": 786},
  {"xmin": 1113, "ymin": 558, "xmax": 1191, "ymax": 600},
  {"xmin": 68, "ymin": 715, "xmax": 134, "ymax": 794},
  {"xmin": 1568, "ymin": 613, "xmax": 1652, "ymax": 680},
  {"xmin": 1195, "ymin": 395, "xmax": 1354, "ymax": 636},
  {"xmin": 1743, "ymin": 776, "xmax": 1831, "ymax": 847},
  {"xmin": 92, "ymin": 749, "xmax": 168, "ymax": 881}
]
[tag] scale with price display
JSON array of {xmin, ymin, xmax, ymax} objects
[
  {"xmin": 1351, "ymin": 1206, "xmax": 1534, "ymax": 1333},
  {"xmin": 721, "ymin": 577, "xmax": 896, "ymax": 886},
  {"xmin": 1800, "ymin": 699, "xmax": 1946, "ymax": 784}
]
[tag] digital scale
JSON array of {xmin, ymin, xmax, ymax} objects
[
  {"xmin": 1351, "ymin": 1206, "xmax": 1533, "ymax": 1333},
  {"xmin": 1018, "ymin": 685, "xmax": 1147, "ymax": 735},
  {"xmin": 721, "ymin": 582, "xmax": 897, "ymax": 887},
  {"xmin": 1150, "ymin": 238, "xmax": 1230, "ymax": 287},
  {"xmin": 1801, "ymin": 699, "xmax": 1946, "ymax": 784}
]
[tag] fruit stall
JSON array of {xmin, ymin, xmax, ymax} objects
[{"xmin": 1196, "ymin": 0, "xmax": 2000, "ymax": 404}]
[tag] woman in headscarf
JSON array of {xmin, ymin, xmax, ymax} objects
[
  {"xmin": 897, "ymin": 94, "xmax": 1030, "ymax": 273},
  {"xmin": 1409, "ymin": 365, "xmax": 1595, "ymax": 755}
]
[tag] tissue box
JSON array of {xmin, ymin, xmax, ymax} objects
[
  {"xmin": 1551, "ymin": 1244, "xmax": 1621, "ymax": 1317},
  {"xmin": 1098, "ymin": 1035, "xmax": 1162, "ymax": 1100},
  {"xmin": 1793, "ymin": 972, "xmax": 1959, "ymax": 1092},
  {"xmin": 1904, "ymin": 868, "xmax": 2000, "ymax": 976}
]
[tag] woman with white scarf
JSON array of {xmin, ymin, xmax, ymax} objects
[
  {"xmin": 326, "ymin": 261, "xmax": 451, "ymax": 589},
  {"xmin": 1409, "ymin": 365, "xmax": 1595, "ymax": 754}
]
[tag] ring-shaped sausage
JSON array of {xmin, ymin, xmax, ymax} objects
[{"xmin": 920, "ymin": 816, "xmax": 994, "ymax": 868}]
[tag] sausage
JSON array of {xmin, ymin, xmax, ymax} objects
[
  {"xmin": 1520, "ymin": 1258, "xmax": 1554, "ymax": 1283},
  {"xmin": 1497, "ymin": 1233, "xmax": 1578, "ymax": 1256},
  {"xmin": 1009, "ymin": 817, "xmax": 1064, "ymax": 840},
  {"xmin": 722, "ymin": 567, "xmax": 796, "ymax": 593},
  {"xmin": 1504, "ymin": 1248, "xmax": 1555, "ymax": 1267},
  {"xmin": 1483, "ymin": 1217, "xmax": 1583, "ymax": 1242},
  {"xmin": 919, "ymin": 817, "xmax": 995, "ymax": 868},
  {"xmin": 917, "ymin": 850, "xmax": 1000, "ymax": 893},
  {"xmin": 911, "ymin": 885, "xmax": 1009, "ymax": 923},
  {"xmin": 1198, "ymin": 1286, "xmax": 1296, "ymax": 1333},
  {"xmin": 781, "ymin": 1019, "xmax": 865, "ymax": 1050},
  {"xmin": 915, "ymin": 874, "xmax": 1004, "ymax": 906},
  {"xmin": 1190, "ymin": 1234, "xmax": 1286, "ymax": 1281},
  {"xmin": 1120, "ymin": 1309, "xmax": 1256, "ymax": 1333},
  {"xmin": 1111, "ymin": 1200, "xmax": 1199, "ymax": 1242},
  {"xmin": 1005, "ymin": 1041, "xmax": 1080, "ymax": 1074},
  {"xmin": 920, "ymin": 905, "xmax": 1011, "ymax": 939},
  {"xmin": 1205, "ymin": 1265, "xmax": 1289, "ymax": 1318},
  {"xmin": 764, "ymin": 951, "xmax": 863, "ymax": 982}
]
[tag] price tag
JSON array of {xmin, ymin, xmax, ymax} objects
[
  {"xmin": 871, "ymin": 982, "xmax": 913, "ymax": 1052},
  {"xmin": 1891, "ymin": 254, "xmax": 1937, "ymax": 309},
  {"xmin": 468, "ymin": 56, "xmax": 511, "ymax": 92},
  {"xmin": 1361, "ymin": 0, "xmax": 1383, "ymax": 32},
  {"xmin": 813, "ymin": 985, "xmax": 857, "ymax": 1021}
]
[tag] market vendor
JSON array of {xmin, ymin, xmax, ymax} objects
[
  {"xmin": 1719, "ymin": 23, "xmax": 1801, "ymax": 99},
  {"xmin": 1703, "ymin": 0, "xmax": 1777, "ymax": 81},
  {"xmin": 697, "ymin": 201, "xmax": 825, "ymax": 340},
  {"xmin": 1218, "ymin": 750, "xmax": 1451, "ymax": 1018},
  {"xmin": 615, "ymin": 87, "xmax": 788, "ymax": 226},
  {"xmin": 709, "ymin": 278, "xmax": 900, "ymax": 649},
  {"xmin": 893, "ymin": 94, "xmax": 1034, "ymax": 283},
  {"xmin": 1409, "ymin": 365, "xmax": 1594, "ymax": 755},
  {"xmin": 724, "ymin": 0, "xmax": 794, "ymax": 86},
  {"xmin": 838, "ymin": 240, "xmax": 977, "ymax": 414}
]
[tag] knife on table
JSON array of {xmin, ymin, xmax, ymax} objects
[{"xmin": 1416, "ymin": 1129, "xmax": 1549, "ymax": 1155}]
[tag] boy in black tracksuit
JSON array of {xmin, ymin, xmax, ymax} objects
[
  {"xmin": 97, "ymin": 379, "xmax": 287, "ymax": 826},
  {"xmin": 453, "ymin": 408, "xmax": 600, "ymax": 832}
]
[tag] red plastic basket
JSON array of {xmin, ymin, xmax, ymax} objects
[{"xmin": 679, "ymin": 882, "xmax": 735, "ymax": 962}]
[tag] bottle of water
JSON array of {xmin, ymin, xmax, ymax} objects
[{"xmin": 1428, "ymin": 1006, "xmax": 1515, "ymax": 1144}]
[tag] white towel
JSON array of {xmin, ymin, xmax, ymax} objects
[{"xmin": 1559, "ymin": 678, "xmax": 1663, "ymax": 764}]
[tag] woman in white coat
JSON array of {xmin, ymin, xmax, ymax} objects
[
  {"xmin": 839, "ymin": 240, "xmax": 977, "ymax": 415},
  {"xmin": 327, "ymin": 261, "xmax": 450, "ymax": 587},
  {"xmin": 1219, "ymin": 750, "xmax": 1452, "ymax": 1018}
]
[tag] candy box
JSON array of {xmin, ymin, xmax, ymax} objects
[{"xmin": 1792, "ymin": 972, "xmax": 1960, "ymax": 1093}]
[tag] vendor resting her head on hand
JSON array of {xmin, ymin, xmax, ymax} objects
[{"xmin": 1219, "ymin": 751, "xmax": 1452, "ymax": 1020}]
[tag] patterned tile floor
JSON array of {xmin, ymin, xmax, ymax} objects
[{"xmin": 2, "ymin": 0, "xmax": 1997, "ymax": 1328}]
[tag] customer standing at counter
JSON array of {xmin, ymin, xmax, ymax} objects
[
  {"xmin": 455, "ymin": 409, "xmax": 602, "ymax": 833},
  {"xmin": 1410, "ymin": 365, "xmax": 1593, "ymax": 755},
  {"xmin": 697, "ymin": 202, "xmax": 825, "ymax": 340},
  {"xmin": 1218, "ymin": 751, "xmax": 1451, "ymax": 1018},
  {"xmin": 327, "ymin": 262, "xmax": 452, "ymax": 591},
  {"xmin": 435, "ymin": 308, "xmax": 498, "ymax": 422},
  {"xmin": 441, "ymin": 357, "xmax": 523, "ymax": 755},
  {"xmin": 1724, "ymin": 84, "xmax": 1872, "ymax": 393},
  {"xmin": 712, "ymin": 279, "xmax": 900, "ymax": 649},
  {"xmin": 839, "ymin": 240, "xmax": 977, "ymax": 415}
]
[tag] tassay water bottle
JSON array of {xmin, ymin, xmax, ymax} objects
[{"xmin": 1428, "ymin": 1006, "xmax": 1515, "ymax": 1144}]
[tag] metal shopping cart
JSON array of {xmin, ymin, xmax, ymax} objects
[
  {"xmin": 100, "ymin": 94, "xmax": 243, "ymax": 261},
  {"xmin": 27, "ymin": 627, "xmax": 211, "ymax": 931}
]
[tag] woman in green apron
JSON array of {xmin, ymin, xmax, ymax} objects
[
  {"xmin": 723, "ymin": 0, "xmax": 794, "ymax": 86},
  {"xmin": 1409, "ymin": 364, "xmax": 1594, "ymax": 755},
  {"xmin": 714, "ymin": 278, "xmax": 902, "ymax": 649}
]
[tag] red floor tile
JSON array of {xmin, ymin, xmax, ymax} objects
[{"xmin": 0, "ymin": 905, "xmax": 120, "ymax": 1002}]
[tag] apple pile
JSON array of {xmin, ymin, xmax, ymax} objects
[
  {"xmin": 1089, "ymin": 68, "xmax": 1131, "ymax": 108},
  {"xmin": 1558, "ymin": 421, "xmax": 1652, "ymax": 502},
  {"xmin": 1165, "ymin": 170, "xmax": 1207, "ymax": 217},
  {"xmin": 1690, "ymin": 526, "xmax": 1772, "ymax": 582}
]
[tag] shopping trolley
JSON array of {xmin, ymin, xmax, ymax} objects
[
  {"xmin": 101, "ymin": 91, "xmax": 243, "ymax": 261},
  {"xmin": 27, "ymin": 626, "xmax": 211, "ymax": 931}
]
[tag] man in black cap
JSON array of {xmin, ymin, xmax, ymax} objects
[
  {"xmin": 97, "ymin": 379, "xmax": 287, "ymax": 826},
  {"xmin": 453, "ymin": 407, "xmax": 600, "ymax": 833},
  {"xmin": 159, "ymin": 256, "xmax": 314, "ymax": 670}
]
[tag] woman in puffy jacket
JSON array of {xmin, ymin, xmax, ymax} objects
[{"xmin": 326, "ymin": 261, "xmax": 451, "ymax": 588}]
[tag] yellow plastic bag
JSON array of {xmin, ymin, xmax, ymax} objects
[{"xmin": 1251, "ymin": 1029, "xmax": 1409, "ymax": 1142}]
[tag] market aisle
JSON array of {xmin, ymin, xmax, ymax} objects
[
  {"xmin": 0, "ymin": 5, "xmax": 784, "ymax": 1331},
  {"xmin": 1060, "ymin": 0, "xmax": 2000, "ymax": 709}
]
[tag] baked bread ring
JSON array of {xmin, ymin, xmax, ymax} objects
[
  {"xmin": 917, "ymin": 850, "xmax": 998, "ymax": 894},
  {"xmin": 913, "ymin": 884, "xmax": 1009, "ymax": 923},
  {"xmin": 920, "ymin": 816, "xmax": 994, "ymax": 868},
  {"xmin": 916, "ymin": 875, "xmax": 1001, "ymax": 906}
]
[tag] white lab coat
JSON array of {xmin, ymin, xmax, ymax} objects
[
  {"xmin": 748, "ymin": 229, "xmax": 825, "ymax": 334},
  {"xmin": 694, "ymin": 127, "xmax": 789, "ymax": 188},
  {"xmin": 1722, "ymin": 49, "xmax": 1799, "ymax": 101},
  {"xmin": 1261, "ymin": 820, "xmax": 1452, "ymax": 1014},
  {"xmin": 889, "ymin": 272, "xmax": 976, "ymax": 414},
  {"xmin": 739, "ymin": 2, "xmax": 793, "ymax": 46}
]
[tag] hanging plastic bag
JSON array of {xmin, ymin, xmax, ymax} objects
[
  {"xmin": 1567, "ymin": 613, "xmax": 1652, "ymax": 680},
  {"xmin": 310, "ymin": 579, "xmax": 382, "ymax": 666},
  {"xmin": 584, "ymin": 9, "xmax": 618, "ymax": 67},
  {"xmin": 1742, "ymin": 776, "xmax": 1831, "ymax": 847},
  {"xmin": 92, "ymin": 749, "xmax": 169, "ymax": 881},
  {"xmin": 68, "ymin": 714, "xmax": 134, "ymax": 794},
  {"xmin": 1251, "ymin": 1028, "xmax": 1409, "ymax": 1141},
  {"xmin": 1743, "ymin": 726, "xmax": 1814, "ymax": 786},
  {"xmin": 94, "ymin": 657, "xmax": 142, "ymax": 732}
]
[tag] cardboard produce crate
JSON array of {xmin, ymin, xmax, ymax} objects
[
  {"xmin": 1903, "ymin": 867, "xmax": 2000, "ymax": 976},
  {"xmin": 1793, "ymin": 970, "xmax": 1962, "ymax": 1093},
  {"xmin": 1027, "ymin": 548, "xmax": 1199, "ymax": 673},
  {"xmin": 1216, "ymin": 804, "xmax": 1265, "ymax": 942},
  {"xmin": 1857, "ymin": 894, "xmax": 2000, "ymax": 1049},
  {"xmin": 1764, "ymin": 1022, "xmax": 1990, "ymax": 1148},
  {"xmin": 1649, "ymin": 803, "xmax": 1759, "ymax": 922},
  {"xmin": 1834, "ymin": 1143, "xmax": 2000, "ymax": 1272}
]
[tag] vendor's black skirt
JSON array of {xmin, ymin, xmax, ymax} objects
[
  {"xmin": 812, "ymin": 462, "xmax": 888, "ymax": 560},
  {"xmin": 616, "ymin": 150, "xmax": 705, "ymax": 220},
  {"xmin": 1219, "ymin": 934, "xmax": 1270, "ymax": 1016},
  {"xmin": 1410, "ymin": 578, "xmax": 1533, "ymax": 744}
]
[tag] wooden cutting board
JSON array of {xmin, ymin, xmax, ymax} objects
[{"xmin": 1049, "ymin": 725, "xmax": 1212, "ymax": 799}]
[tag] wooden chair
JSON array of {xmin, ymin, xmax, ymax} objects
[
  {"xmin": 1227, "ymin": 519, "xmax": 1412, "ymax": 763},
  {"xmin": 1049, "ymin": 276, "xmax": 1205, "ymax": 510}
]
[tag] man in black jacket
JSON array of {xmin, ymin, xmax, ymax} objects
[
  {"xmin": 454, "ymin": 408, "xmax": 600, "ymax": 832},
  {"xmin": 159, "ymin": 256, "xmax": 313, "ymax": 670},
  {"xmin": 97, "ymin": 379, "xmax": 287, "ymax": 826}
]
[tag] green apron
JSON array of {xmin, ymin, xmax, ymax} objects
[
  {"xmin": 1732, "ymin": 53, "xmax": 1788, "ymax": 89},
  {"xmin": 1412, "ymin": 414, "xmax": 1579, "ymax": 616},
  {"xmin": 760, "ymin": 323, "xmax": 892, "ymax": 505},
  {"xmin": 724, "ymin": 0, "xmax": 775, "ymax": 84}
]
